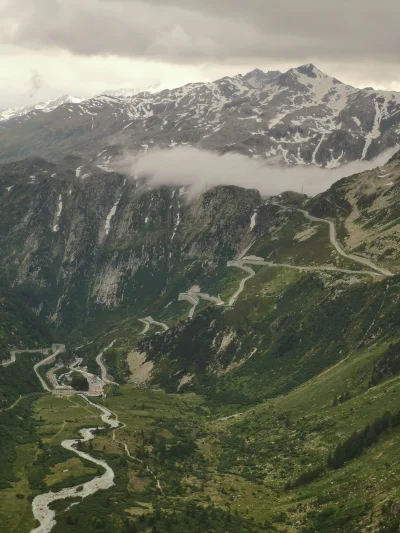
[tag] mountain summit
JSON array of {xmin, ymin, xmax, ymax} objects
[
  {"xmin": 243, "ymin": 68, "xmax": 282, "ymax": 88},
  {"xmin": 0, "ymin": 64, "xmax": 399, "ymax": 167}
]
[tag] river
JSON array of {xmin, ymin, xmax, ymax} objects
[{"xmin": 30, "ymin": 395, "xmax": 119, "ymax": 533}]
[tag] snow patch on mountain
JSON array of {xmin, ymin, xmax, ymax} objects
[
  {"xmin": 104, "ymin": 197, "xmax": 121, "ymax": 236},
  {"xmin": 250, "ymin": 211, "xmax": 257, "ymax": 230},
  {"xmin": 52, "ymin": 195, "xmax": 63, "ymax": 232},
  {"xmin": 362, "ymin": 99, "xmax": 384, "ymax": 160},
  {"xmin": 0, "ymin": 95, "xmax": 83, "ymax": 122}
]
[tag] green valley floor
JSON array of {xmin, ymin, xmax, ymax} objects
[{"xmin": 2, "ymin": 338, "xmax": 400, "ymax": 532}]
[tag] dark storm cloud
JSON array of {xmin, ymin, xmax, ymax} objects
[{"xmin": 1, "ymin": 0, "xmax": 399, "ymax": 65}]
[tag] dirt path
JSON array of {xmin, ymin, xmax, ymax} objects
[
  {"xmin": 0, "ymin": 395, "xmax": 23, "ymax": 412},
  {"xmin": 112, "ymin": 430, "xmax": 164, "ymax": 495},
  {"xmin": 48, "ymin": 421, "xmax": 67, "ymax": 442},
  {"xmin": 0, "ymin": 392, "xmax": 47, "ymax": 413}
]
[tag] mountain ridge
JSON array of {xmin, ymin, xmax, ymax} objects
[
  {"xmin": 1, "ymin": 64, "xmax": 400, "ymax": 168},
  {"xmin": 0, "ymin": 94, "xmax": 83, "ymax": 123}
]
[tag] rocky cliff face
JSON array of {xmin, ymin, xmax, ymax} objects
[{"xmin": 0, "ymin": 157, "xmax": 260, "ymax": 334}]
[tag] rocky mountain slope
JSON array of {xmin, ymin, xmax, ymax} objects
[
  {"xmin": 243, "ymin": 68, "xmax": 282, "ymax": 88},
  {"xmin": 0, "ymin": 149, "xmax": 398, "ymax": 399},
  {"xmin": 0, "ymin": 155, "xmax": 261, "ymax": 336},
  {"xmin": 1, "ymin": 64, "xmax": 400, "ymax": 166}
]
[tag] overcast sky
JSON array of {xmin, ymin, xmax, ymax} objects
[{"xmin": 1, "ymin": 0, "xmax": 400, "ymax": 108}]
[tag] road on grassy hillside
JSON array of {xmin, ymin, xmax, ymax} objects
[
  {"xmin": 227, "ymin": 262, "xmax": 256, "ymax": 306},
  {"xmin": 1, "ymin": 345, "xmax": 66, "ymax": 392},
  {"xmin": 273, "ymin": 203, "xmax": 393, "ymax": 277},
  {"xmin": 242, "ymin": 257, "xmax": 380, "ymax": 278},
  {"xmin": 1, "ymin": 347, "xmax": 51, "ymax": 367},
  {"xmin": 178, "ymin": 286, "xmax": 224, "ymax": 319},
  {"xmin": 95, "ymin": 339, "xmax": 118, "ymax": 384},
  {"xmin": 138, "ymin": 316, "xmax": 169, "ymax": 332},
  {"xmin": 34, "ymin": 347, "xmax": 65, "ymax": 392}
]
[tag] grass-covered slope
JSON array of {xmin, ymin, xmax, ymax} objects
[
  {"xmin": 206, "ymin": 336, "xmax": 400, "ymax": 531},
  {"xmin": 0, "ymin": 282, "xmax": 54, "ymax": 498},
  {"xmin": 132, "ymin": 267, "xmax": 399, "ymax": 404},
  {"xmin": 0, "ymin": 282, "xmax": 53, "ymax": 364},
  {"xmin": 308, "ymin": 150, "xmax": 400, "ymax": 272}
]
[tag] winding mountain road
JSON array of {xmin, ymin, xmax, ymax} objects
[
  {"xmin": 1, "ymin": 347, "xmax": 52, "ymax": 367},
  {"xmin": 227, "ymin": 254, "xmax": 382, "ymax": 307},
  {"xmin": 138, "ymin": 316, "xmax": 169, "ymax": 333},
  {"xmin": 1, "ymin": 345, "xmax": 66, "ymax": 393},
  {"xmin": 2, "ymin": 343, "xmax": 161, "ymax": 532},
  {"xmin": 18, "ymin": 201, "xmax": 397, "ymax": 531},
  {"xmin": 226, "ymin": 199, "xmax": 395, "ymax": 307},
  {"xmin": 1, "ymin": 343, "xmax": 136, "ymax": 533},
  {"xmin": 178, "ymin": 293, "xmax": 199, "ymax": 319},
  {"xmin": 179, "ymin": 286, "xmax": 224, "ymax": 319},
  {"xmin": 274, "ymin": 203, "xmax": 394, "ymax": 277},
  {"xmin": 33, "ymin": 347, "xmax": 65, "ymax": 392},
  {"xmin": 139, "ymin": 319, "xmax": 150, "ymax": 334},
  {"xmin": 227, "ymin": 262, "xmax": 256, "ymax": 306},
  {"xmin": 95, "ymin": 340, "xmax": 118, "ymax": 384}
]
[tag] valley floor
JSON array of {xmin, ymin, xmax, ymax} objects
[{"xmin": 2, "ymin": 336, "xmax": 400, "ymax": 533}]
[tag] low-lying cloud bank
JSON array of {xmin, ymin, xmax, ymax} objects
[{"xmin": 119, "ymin": 145, "xmax": 399, "ymax": 198}]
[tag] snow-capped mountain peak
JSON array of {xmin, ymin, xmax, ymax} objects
[
  {"xmin": 1, "ymin": 64, "xmax": 400, "ymax": 169},
  {"xmin": 0, "ymin": 95, "xmax": 83, "ymax": 122},
  {"xmin": 99, "ymin": 84, "xmax": 160, "ymax": 99},
  {"xmin": 295, "ymin": 63, "xmax": 327, "ymax": 77}
]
